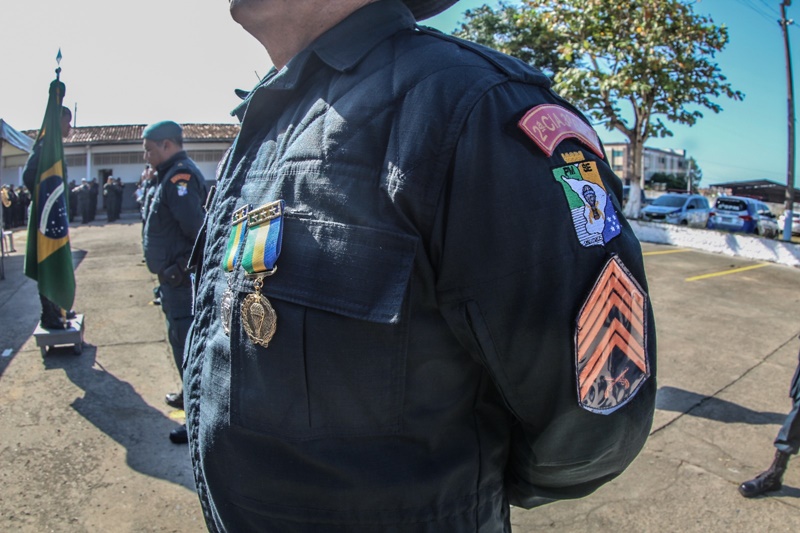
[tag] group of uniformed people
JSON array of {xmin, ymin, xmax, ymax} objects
[
  {"xmin": 1, "ymin": 184, "xmax": 30, "ymax": 229},
  {"xmin": 70, "ymin": 178, "xmax": 99, "ymax": 224},
  {"xmin": 103, "ymin": 177, "xmax": 124, "ymax": 222}
]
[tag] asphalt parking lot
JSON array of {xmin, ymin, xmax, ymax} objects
[{"xmin": 1, "ymin": 216, "xmax": 800, "ymax": 532}]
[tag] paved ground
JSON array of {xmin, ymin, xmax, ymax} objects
[{"xmin": 1, "ymin": 212, "xmax": 800, "ymax": 532}]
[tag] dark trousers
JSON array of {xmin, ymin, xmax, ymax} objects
[
  {"xmin": 39, "ymin": 293, "xmax": 63, "ymax": 328},
  {"xmin": 158, "ymin": 283, "xmax": 193, "ymax": 381},
  {"xmin": 775, "ymin": 350, "xmax": 800, "ymax": 455}
]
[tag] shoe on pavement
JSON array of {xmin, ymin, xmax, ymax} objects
[
  {"xmin": 165, "ymin": 391, "xmax": 184, "ymax": 409},
  {"xmin": 169, "ymin": 425, "xmax": 188, "ymax": 444},
  {"xmin": 739, "ymin": 450, "xmax": 791, "ymax": 498},
  {"xmin": 739, "ymin": 471, "xmax": 783, "ymax": 498}
]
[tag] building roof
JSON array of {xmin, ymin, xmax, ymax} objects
[
  {"xmin": 22, "ymin": 123, "xmax": 240, "ymax": 145},
  {"xmin": 709, "ymin": 179, "xmax": 800, "ymax": 204}
]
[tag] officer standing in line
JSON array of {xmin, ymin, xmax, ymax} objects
[
  {"xmin": 103, "ymin": 178, "xmax": 117, "ymax": 222},
  {"xmin": 740, "ymin": 344, "xmax": 800, "ymax": 497},
  {"xmin": 68, "ymin": 180, "xmax": 77, "ymax": 223},
  {"xmin": 74, "ymin": 179, "xmax": 91, "ymax": 224},
  {"xmin": 183, "ymin": 1, "xmax": 657, "ymax": 531},
  {"xmin": 141, "ymin": 121, "xmax": 207, "ymax": 444},
  {"xmin": 87, "ymin": 178, "xmax": 98, "ymax": 222}
]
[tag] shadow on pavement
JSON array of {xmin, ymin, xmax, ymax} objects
[
  {"xmin": 42, "ymin": 343, "xmax": 194, "ymax": 491},
  {"xmin": 657, "ymin": 386, "xmax": 787, "ymax": 425},
  {"xmin": 0, "ymin": 249, "xmax": 88, "ymax": 379}
]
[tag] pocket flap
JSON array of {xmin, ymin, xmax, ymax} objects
[{"xmin": 234, "ymin": 217, "xmax": 417, "ymax": 324}]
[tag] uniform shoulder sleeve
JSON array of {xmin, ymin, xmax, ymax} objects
[
  {"xmin": 162, "ymin": 168, "xmax": 207, "ymax": 240},
  {"xmin": 434, "ymin": 82, "xmax": 657, "ymax": 507}
]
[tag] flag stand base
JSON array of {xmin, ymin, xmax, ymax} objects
[{"xmin": 34, "ymin": 314, "xmax": 85, "ymax": 356}]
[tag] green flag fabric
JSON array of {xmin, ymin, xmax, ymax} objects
[{"xmin": 23, "ymin": 78, "xmax": 75, "ymax": 311}]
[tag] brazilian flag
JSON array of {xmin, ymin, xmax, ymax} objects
[{"xmin": 23, "ymin": 78, "xmax": 75, "ymax": 311}]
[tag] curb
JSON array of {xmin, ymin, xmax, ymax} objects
[{"xmin": 630, "ymin": 220, "xmax": 800, "ymax": 268}]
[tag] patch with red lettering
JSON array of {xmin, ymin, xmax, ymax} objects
[
  {"xmin": 575, "ymin": 255, "xmax": 649, "ymax": 414},
  {"xmin": 170, "ymin": 173, "xmax": 191, "ymax": 184},
  {"xmin": 518, "ymin": 104, "xmax": 604, "ymax": 158}
]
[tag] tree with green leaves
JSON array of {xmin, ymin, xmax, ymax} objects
[{"xmin": 454, "ymin": 0, "xmax": 741, "ymax": 217}]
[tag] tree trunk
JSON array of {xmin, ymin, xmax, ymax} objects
[{"xmin": 623, "ymin": 139, "xmax": 645, "ymax": 219}]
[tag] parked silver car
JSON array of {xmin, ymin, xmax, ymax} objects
[
  {"xmin": 706, "ymin": 196, "xmax": 779, "ymax": 238},
  {"xmin": 640, "ymin": 193, "xmax": 711, "ymax": 228}
]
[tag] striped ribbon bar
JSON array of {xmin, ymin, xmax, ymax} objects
[
  {"xmin": 241, "ymin": 200, "xmax": 285, "ymax": 276},
  {"xmin": 222, "ymin": 204, "xmax": 250, "ymax": 272}
]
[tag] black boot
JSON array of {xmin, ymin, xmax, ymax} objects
[{"xmin": 739, "ymin": 450, "xmax": 791, "ymax": 497}]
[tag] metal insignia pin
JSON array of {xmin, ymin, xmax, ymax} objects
[{"xmin": 241, "ymin": 274, "xmax": 277, "ymax": 347}]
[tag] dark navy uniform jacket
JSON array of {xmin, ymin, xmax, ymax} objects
[
  {"xmin": 185, "ymin": 1, "xmax": 657, "ymax": 531},
  {"xmin": 143, "ymin": 151, "xmax": 207, "ymax": 276}
]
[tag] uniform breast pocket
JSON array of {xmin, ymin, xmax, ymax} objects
[{"xmin": 229, "ymin": 218, "xmax": 418, "ymax": 441}]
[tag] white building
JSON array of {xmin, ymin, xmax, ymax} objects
[
  {"xmin": 603, "ymin": 142, "xmax": 688, "ymax": 186},
  {"xmin": 1, "ymin": 123, "xmax": 238, "ymax": 211}
]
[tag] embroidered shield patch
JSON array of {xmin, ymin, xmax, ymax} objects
[
  {"xmin": 553, "ymin": 161, "xmax": 620, "ymax": 247},
  {"xmin": 575, "ymin": 255, "xmax": 649, "ymax": 414}
]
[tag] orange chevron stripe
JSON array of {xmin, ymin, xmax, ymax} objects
[
  {"xmin": 580, "ymin": 269, "xmax": 644, "ymax": 330},
  {"xmin": 579, "ymin": 323, "xmax": 646, "ymax": 400},
  {"xmin": 577, "ymin": 257, "xmax": 648, "ymax": 401},
  {"xmin": 577, "ymin": 292, "xmax": 644, "ymax": 356}
]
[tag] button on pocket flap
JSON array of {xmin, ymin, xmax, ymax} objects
[{"xmin": 263, "ymin": 218, "xmax": 417, "ymax": 324}]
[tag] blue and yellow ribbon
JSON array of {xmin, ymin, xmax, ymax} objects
[
  {"xmin": 241, "ymin": 200, "xmax": 284, "ymax": 276},
  {"xmin": 222, "ymin": 204, "xmax": 250, "ymax": 272}
]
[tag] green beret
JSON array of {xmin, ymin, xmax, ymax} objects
[{"xmin": 143, "ymin": 120, "xmax": 183, "ymax": 141}]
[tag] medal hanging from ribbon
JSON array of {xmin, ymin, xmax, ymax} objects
[
  {"xmin": 239, "ymin": 200, "xmax": 285, "ymax": 347},
  {"xmin": 219, "ymin": 204, "xmax": 250, "ymax": 336}
]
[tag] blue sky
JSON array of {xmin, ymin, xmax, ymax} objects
[{"xmin": 0, "ymin": 0, "xmax": 794, "ymax": 187}]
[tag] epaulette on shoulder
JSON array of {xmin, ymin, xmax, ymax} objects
[{"xmin": 414, "ymin": 25, "xmax": 551, "ymax": 88}]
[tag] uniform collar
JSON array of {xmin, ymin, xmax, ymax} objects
[
  {"xmin": 232, "ymin": 0, "xmax": 415, "ymax": 118},
  {"xmin": 156, "ymin": 150, "xmax": 187, "ymax": 177}
]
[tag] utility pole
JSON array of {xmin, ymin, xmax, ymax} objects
[{"xmin": 781, "ymin": 0, "xmax": 796, "ymax": 240}]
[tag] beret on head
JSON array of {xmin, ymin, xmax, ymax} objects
[
  {"xmin": 403, "ymin": 0, "xmax": 459, "ymax": 20},
  {"xmin": 143, "ymin": 120, "xmax": 183, "ymax": 141}
]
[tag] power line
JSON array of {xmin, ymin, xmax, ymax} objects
[{"xmin": 732, "ymin": 0, "xmax": 781, "ymax": 24}]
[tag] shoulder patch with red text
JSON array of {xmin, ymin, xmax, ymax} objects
[
  {"xmin": 170, "ymin": 173, "xmax": 191, "ymax": 184},
  {"xmin": 575, "ymin": 255, "xmax": 650, "ymax": 414},
  {"xmin": 518, "ymin": 104, "xmax": 604, "ymax": 158}
]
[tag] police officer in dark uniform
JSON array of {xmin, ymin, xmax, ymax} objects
[
  {"xmin": 740, "ymin": 345, "xmax": 800, "ymax": 497},
  {"xmin": 141, "ymin": 120, "xmax": 208, "ymax": 444},
  {"xmin": 68, "ymin": 180, "xmax": 77, "ymax": 223},
  {"xmin": 74, "ymin": 179, "xmax": 91, "ymax": 224},
  {"xmin": 184, "ymin": 1, "xmax": 657, "ymax": 531}
]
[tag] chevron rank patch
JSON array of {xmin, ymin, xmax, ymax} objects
[
  {"xmin": 553, "ymin": 160, "xmax": 621, "ymax": 247},
  {"xmin": 575, "ymin": 255, "xmax": 649, "ymax": 414}
]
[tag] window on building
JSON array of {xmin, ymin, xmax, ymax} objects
[
  {"xmin": 612, "ymin": 149, "xmax": 624, "ymax": 158},
  {"xmin": 65, "ymin": 154, "xmax": 87, "ymax": 167},
  {"xmin": 187, "ymin": 150, "xmax": 228, "ymax": 163},
  {"xmin": 93, "ymin": 152, "xmax": 145, "ymax": 166}
]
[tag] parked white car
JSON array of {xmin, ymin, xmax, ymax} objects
[{"xmin": 778, "ymin": 210, "xmax": 800, "ymax": 236}]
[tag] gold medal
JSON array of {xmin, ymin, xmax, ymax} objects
[
  {"xmin": 220, "ymin": 288, "xmax": 234, "ymax": 336},
  {"xmin": 241, "ymin": 276, "xmax": 277, "ymax": 347}
]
